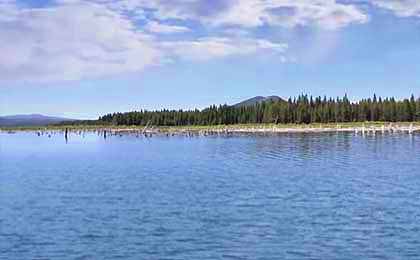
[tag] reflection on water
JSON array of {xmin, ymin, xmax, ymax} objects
[{"xmin": 1, "ymin": 132, "xmax": 420, "ymax": 260}]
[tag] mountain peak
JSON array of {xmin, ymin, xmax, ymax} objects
[
  {"xmin": 233, "ymin": 96, "xmax": 284, "ymax": 107},
  {"xmin": 0, "ymin": 114, "xmax": 76, "ymax": 127}
]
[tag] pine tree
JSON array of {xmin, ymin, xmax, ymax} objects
[
  {"xmin": 416, "ymin": 98, "xmax": 420, "ymax": 121},
  {"xmin": 96, "ymin": 94, "xmax": 419, "ymax": 126}
]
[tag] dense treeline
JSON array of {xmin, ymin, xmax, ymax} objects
[{"xmin": 98, "ymin": 94, "xmax": 420, "ymax": 126}]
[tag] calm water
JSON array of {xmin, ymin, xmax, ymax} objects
[{"xmin": 1, "ymin": 131, "xmax": 420, "ymax": 260}]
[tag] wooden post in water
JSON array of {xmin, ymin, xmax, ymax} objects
[{"xmin": 65, "ymin": 128, "xmax": 68, "ymax": 143}]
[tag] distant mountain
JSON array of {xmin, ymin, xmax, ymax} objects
[
  {"xmin": 233, "ymin": 96, "xmax": 284, "ymax": 107},
  {"xmin": 0, "ymin": 114, "xmax": 76, "ymax": 127}
]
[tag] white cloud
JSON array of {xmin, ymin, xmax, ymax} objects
[
  {"xmin": 3, "ymin": 0, "xmax": 420, "ymax": 84},
  {"xmin": 201, "ymin": 0, "xmax": 368, "ymax": 29},
  {"xmin": 0, "ymin": 1, "xmax": 161, "ymax": 82},
  {"xmin": 264, "ymin": 0, "xmax": 369, "ymax": 30},
  {"xmin": 2, "ymin": 0, "xmax": 393, "ymax": 83},
  {"xmin": 370, "ymin": 0, "xmax": 420, "ymax": 17},
  {"xmin": 93, "ymin": 0, "xmax": 368, "ymax": 30},
  {"xmin": 161, "ymin": 37, "xmax": 288, "ymax": 61},
  {"xmin": 0, "ymin": 0, "xmax": 293, "ymax": 83},
  {"xmin": 145, "ymin": 21, "xmax": 191, "ymax": 34},
  {"xmin": 90, "ymin": 0, "xmax": 420, "ymax": 22},
  {"xmin": 0, "ymin": 0, "xmax": 19, "ymax": 22}
]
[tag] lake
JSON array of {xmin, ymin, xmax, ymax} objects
[{"xmin": 1, "ymin": 131, "xmax": 420, "ymax": 259}]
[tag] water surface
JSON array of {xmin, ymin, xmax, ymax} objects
[{"xmin": 1, "ymin": 132, "xmax": 420, "ymax": 259}]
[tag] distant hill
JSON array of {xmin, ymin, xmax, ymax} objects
[
  {"xmin": 0, "ymin": 114, "xmax": 76, "ymax": 127},
  {"xmin": 233, "ymin": 96, "xmax": 284, "ymax": 107}
]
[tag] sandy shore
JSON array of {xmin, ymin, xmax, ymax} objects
[
  {"xmin": 2, "ymin": 123, "xmax": 419, "ymax": 136},
  {"xmin": 82, "ymin": 124, "xmax": 420, "ymax": 137}
]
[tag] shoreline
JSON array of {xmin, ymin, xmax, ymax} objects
[{"xmin": 2, "ymin": 122, "xmax": 420, "ymax": 136}]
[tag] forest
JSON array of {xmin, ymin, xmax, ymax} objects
[{"xmin": 98, "ymin": 94, "xmax": 420, "ymax": 126}]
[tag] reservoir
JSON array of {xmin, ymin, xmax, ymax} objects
[{"xmin": 1, "ymin": 132, "xmax": 420, "ymax": 259}]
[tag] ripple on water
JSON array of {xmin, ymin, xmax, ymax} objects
[{"xmin": 0, "ymin": 132, "xmax": 420, "ymax": 259}]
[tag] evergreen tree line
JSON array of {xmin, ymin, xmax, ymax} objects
[{"xmin": 98, "ymin": 94, "xmax": 420, "ymax": 126}]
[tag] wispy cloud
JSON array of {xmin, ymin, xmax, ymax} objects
[
  {"xmin": 161, "ymin": 37, "xmax": 288, "ymax": 61},
  {"xmin": 0, "ymin": 1, "xmax": 160, "ymax": 82},
  {"xmin": 370, "ymin": 0, "xmax": 420, "ymax": 17},
  {"xmin": 145, "ymin": 21, "xmax": 191, "ymax": 34},
  {"xmin": 93, "ymin": 0, "xmax": 368, "ymax": 29},
  {"xmin": 0, "ymin": 0, "xmax": 290, "ymax": 82},
  {"xmin": 0, "ymin": 0, "xmax": 418, "ymax": 83}
]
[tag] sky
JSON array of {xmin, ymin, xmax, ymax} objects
[{"xmin": 1, "ymin": 0, "xmax": 420, "ymax": 119}]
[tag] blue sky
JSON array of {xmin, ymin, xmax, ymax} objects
[{"xmin": 1, "ymin": 0, "xmax": 420, "ymax": 119}]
